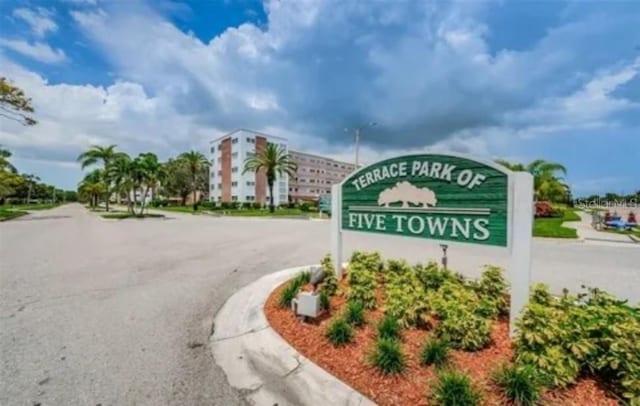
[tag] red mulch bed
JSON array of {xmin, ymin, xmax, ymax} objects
[{"xmin": 265, "ymin": 278, "xmax": 619, "ymax": 405}]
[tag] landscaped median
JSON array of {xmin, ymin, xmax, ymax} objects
[
  {"xmin": 101, "ymin": 212, "xmax": 165, "ymax": 220},
  {"xmin": 533, "ymin": 207, "xmax": 581, "ymax": 238},
  {"xmin": 262, "ymin": 252, "xmax": 639, "ymax": 405}
]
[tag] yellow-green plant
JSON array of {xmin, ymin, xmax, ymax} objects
[
  {"xmin": 319, "ymin": 253, "xmax": 338, "ymax": 297},
  {"xmin": 385, "ymin": 259, "xmax": 429, "ymax": 328}
]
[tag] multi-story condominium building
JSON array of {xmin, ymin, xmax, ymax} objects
[
  {"xmin": 209, "ymin": 129, "xmax": 289, "ymax": 205},
  {"xmin": 288, "ymin": 150, "xmax": 356, "ymax": 202}
]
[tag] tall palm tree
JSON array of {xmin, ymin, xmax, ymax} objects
[
  {"xmin": 243, "ymin": 143, "xmax": 297, "ymax": 212},
  {"xmin": 496, "ymin": 158, "xmax": 569, "ymax": 202},
  {"xmin": 178, "ymin": 150, "xmax": 210, "ymax": 211},
  {"xmin": 77, "ymin": 145, "xmax": 126, "ymax": 212}
]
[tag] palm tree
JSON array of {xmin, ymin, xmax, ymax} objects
[
  {"xmin": 243, "ymin": 143, "xmax": 297, "ymax": 212},
  {"xmin": 107, "ymin": 154, "xmax": 133, "ymax": 212},
  {"xmin": 178, "ymin": 150, "xmax": 210, "ymax": 211},
  {"xmin": 77, "ymin": 145, "xmax": 126, "ymax": 212},
  {"xmin": 130, "ymin": 153, "xmax": 164, "ymax": 215},
  {"xmin": 78, "ymin": 169, "xmax": 106, "ymax": 208},
  {"xmin": 496, "ymin": 158, "xmax": 569, "ymax": 202}
]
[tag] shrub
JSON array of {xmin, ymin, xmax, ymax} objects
[
  {"xmin": 344, "ymin": 300, "xmax": 365, "ymax": 327},
  {"xmin": 420, "ymin": 338, "xmax": 450, "ymax": 368},
  {"xmin": 535, "ymin": 201, "xmax": 554, "ymax": 217},
  {"xmin": 150, "ymin": 198, "xmax": 168, "ymax": 207},
  {"xmin": 319, "ymin": 254, "xmax": 338, "ymax": 297},
  {"xmin": 319, "ymin": 291, "xmax": 330, "ymax": 311},
  {"xmin": 252, "ymin": 202, "xmax": 262, "ymax": 209},
  {"xmin": 430, "ymin": 370, "xmax": 482, "ymax": 406},
  {"xmin": 278, "ymin": 271, "xmax": 311, "ymax": 308},
  {"xmin": 377, "ymin": 315, "xmax": 401, "ymax": 341},
  {"xmin": 220, "ymin": 202, "xmax": 231, "ymax": 209},
  {"xmin": 369, "ymin": 337, "xmax": 405, "ymax": 374},
  {"xmin": 493, "ymin": 363, "xmax": 542, "ymax": 406},
  {"xmin": 350, "ymin": 251, "xmax": 383, "ymax": 273},
  {"xmin": 435, "ymin": 308, "xmax": 491, "ymax": 351},
  {"xmin": 326, "ymin": 317, "xmax": 354, "ymax": 346},
  {"xmin": 474, "ymin": 265, "xmax": 509, "ymax": 317},
  {"xmin": 229, "ymin": 201, "xmax": 239, "ymax": 209},
  {"xmin": 300, "ymin": 202, "xmax": 311, "ymax": 212},
  {"xmin": 385, "ymin": 259, "xmax": 429, "ymax": 328},
  {"xmin": 415, "ymin": 261, "xmax": 462, "ymax": 291},
  {"xmin": 279, "ymin": 280, "xmax": 302, "ymax": 308},
  {"xmin": 347, "ymin": 262, "xmax": 377, "ymax": 309}
]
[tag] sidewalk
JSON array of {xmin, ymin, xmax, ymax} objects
[
  {"xmin": 210, "ymin": 265, "xmax": 375, "ymax": 406},
  {"xmin": 566, "ymin": 211, "xmax": 637, "ymax": 246}
]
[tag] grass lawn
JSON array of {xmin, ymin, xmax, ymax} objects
[
  {"xmin": 101, "ymin": 212, "xmax": 165, "ymax": 220},
  {"xmin": 0, "ymin": 209, "xmax": 28, "ymax": 221},
  {"xmin": 154, "ymin": 205, "xmax": 202, "ymax": 214},
  {"xmin": 3, "ymin": 203, "xmax": 62, "ymax": 211},
  {"xmin": 222, "ymin": 208, "xmax": 309, "ymax": 217},
  {"xmin": 533, "ymin": 209, "xmax": 581, "ymax": 238}
]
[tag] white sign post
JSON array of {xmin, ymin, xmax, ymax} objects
[
  {"xmin": 330, "ymin": 154, "xmax": 534, "ymax": 337},
  {"xmin": 508, "ymin": 172, "xmax": 534, "ymax": 336},
  {"xmin": 331, "ymin": 184, "xmax": 344, "ymax": 278}
]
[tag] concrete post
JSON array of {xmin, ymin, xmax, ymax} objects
[
  {"xmin": 509, "ymin": 172, "xmax": 534, "ymax": 337},
  {"xmin": 330, "ymin": 184, "xmax": 343, "ymax": 278}
]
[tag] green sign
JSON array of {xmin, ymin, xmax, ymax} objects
[
  {"xmin": 318, "ymin": 194, "xmax": 331, "ymax": 212},
  {"xmin": 340, "ymin": 154, "xmax": 509, "ymax": 247}
]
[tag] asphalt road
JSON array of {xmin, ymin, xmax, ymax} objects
[{"xmin": 1, "ymin": 204, "xmax": 638, "ymax": 406}]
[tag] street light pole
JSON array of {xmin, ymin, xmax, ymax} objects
[{"xmin": 346, "ymin": 121, "xmax": 376, "ymax": 169}]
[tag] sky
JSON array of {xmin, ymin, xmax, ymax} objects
[{"xmin": 0, "ymin": 0, "xmax": 638, "ymax": 196}]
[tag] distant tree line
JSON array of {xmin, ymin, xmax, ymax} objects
[{"xmin": 0, "ymin": 146, "xmax": 76, "ymax": 205}]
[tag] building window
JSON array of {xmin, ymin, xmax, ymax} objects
[
  {"xmin": 218, "ymin": 183, "xmax": 222, "ymax": 189},
  {"xmin": 232, "ymin": 195, "xmax": 238, "ymax": 201},
  {"xmin": 232, "ymin": 138, "xmax": 238, "ymax": 144},
  {"xmin": 232, "ymin": 181, "xmax": 238, "ymax": 187},
  {"xmin": 246, "ymin": 195, "xmax": 255, "ymax": 201},
  {"xmin": 218, "ymin": 170, "xmax": 222, "ymax": 176},
  {"xmin": 246, "ymin": 181, "xmax": 255, "ymax": 186},
  {"xmin": 247, "ymin": 137, "xmax": 255, "ymax": 143},
  {"xmin": 218, "ymin": 144, "xmax": 222, "ymax": 151},
  {"xmin": 210, "ymin": 146, "xmax": 215, "ymax": 153},
  {"xmin": 217, "ymin": 196, "xmax": 222, "ymax": 202},
  {"xmin": 231, "ymin": 167, "xmax": 238, "ymax": 173},
  {"xmin": 210, "ymin": 184, "xmax": 215, "ymax": 190},
  {"xmin": 232, "ymin": 152, "xmax": 238, "ymax": 159}
]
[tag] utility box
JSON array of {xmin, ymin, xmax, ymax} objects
[{"xmin": 291, "ymin": 291, "xmax": 321, "ymax": 318}]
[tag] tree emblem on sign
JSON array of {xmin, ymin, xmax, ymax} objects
[{"xmin": 377, "ymin": 181, "xmax": 437, "ymax": 208}]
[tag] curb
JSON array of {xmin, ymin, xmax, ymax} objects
[{"xmin": 210, "ymin": 265, "xmax": 375, "ymax": 406}]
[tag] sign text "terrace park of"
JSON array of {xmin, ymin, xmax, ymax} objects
[{"xmin": 340, "ymin": 154, "xmax": 509, "ymax": 247}]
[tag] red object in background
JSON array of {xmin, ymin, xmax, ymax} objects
[
  {"xmin": 628, "ymin": 212, "xmax": 636, "ymax": 224},
  {"xmin": 535, "ymin": 201, "xmax": 555, "ymax": 217},
  {"xmin": 604, "ymin": 211, "xmax": 612, "ymax": 222}
]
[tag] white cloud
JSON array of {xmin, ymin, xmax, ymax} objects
[
  {"xmin": 12, "ymin": 7, "xmax": 58, "ymax": 38},
  {"xmin": 0, "ymin": 39, "xmax": 67, "ymax": 63},
  {"xmin": 2, "ymin": 0, "xmax": 639, "ymax": 191}
]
